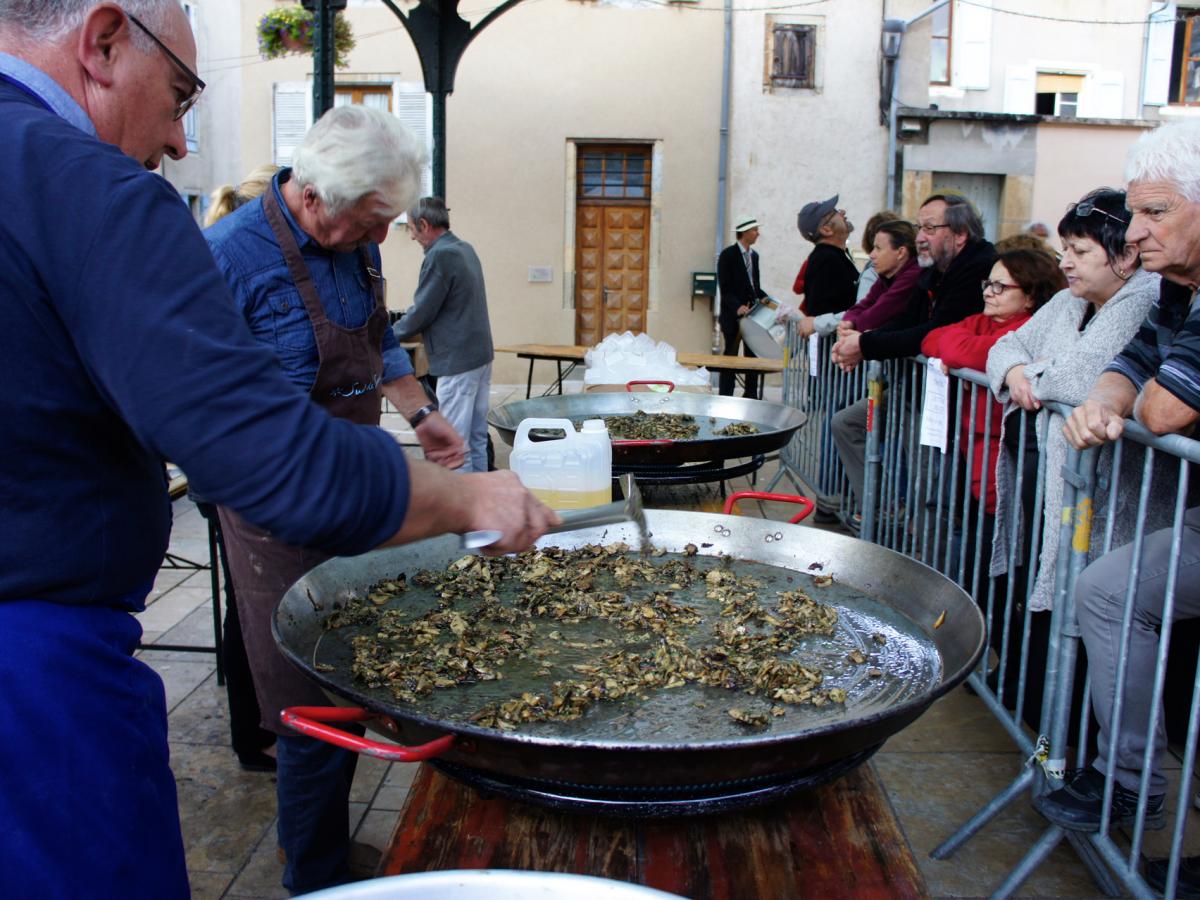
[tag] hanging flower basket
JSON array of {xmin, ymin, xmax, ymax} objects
[{"xmin": 257, "ymin": 5, "xmax": 355, "ymax": 68}]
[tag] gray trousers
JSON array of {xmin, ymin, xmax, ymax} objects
[
  {"xmin": 436, "ymin": 361, "xmax": 492, "ymax": 473},
  {"xmin": 1078, "ymin": 505, "xmax": 1200, "ymax": 792},
  {"xmin": 831, "ymin": 397, "xmax": 870, "ymax": 503}
]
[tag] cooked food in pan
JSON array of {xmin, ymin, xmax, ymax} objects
[
  {"xmin": 322, "ymin": 543, "xmax": 887, "ymax": 733},
  {"xmin": 603, "ymin": 411, "xmax": 700, "ymax": 440}
]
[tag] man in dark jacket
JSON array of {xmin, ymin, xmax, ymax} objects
[
  {"xmin": 717, "ymin": 216, "xmax": 768, "ymax": 398},
  {"xmin": 797, "ymin": 195, "xmax": 859, "ymax": 317},
  {"xmin": 830, "ymin": 193, "xmax": 996, "ymax": 505}
]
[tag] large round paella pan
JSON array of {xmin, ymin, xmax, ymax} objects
[
  {"xmin": 487, "ymin": 391, "xmax": 805, "ymax": 465},
  {"xmin": 273, "ymin": 511, "xmax": 984, "ymax": 812}
]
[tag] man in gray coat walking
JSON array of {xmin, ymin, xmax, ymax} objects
[{"xmin": 395, "ymin": 197, "xmax": 494, "ymax": 472}]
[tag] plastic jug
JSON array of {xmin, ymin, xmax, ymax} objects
[{"xmin": 510, "ymin": 417, "xmax": 612, "ymax": 510}]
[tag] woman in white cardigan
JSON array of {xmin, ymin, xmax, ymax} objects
[{"xmin": 983, "ymin": 188, "xmax": 1161, "ymax": 726}]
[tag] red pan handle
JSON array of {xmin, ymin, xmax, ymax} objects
[
  {"xmin": 723, "ymin": 491, "xmax": 815, "ymax": 524},
  {"xmin": 626, "ymin": 380, "xmax": 675, "ymax": 392},
  {"xmin": 280, "ymin": 706, "xmax": 456, "ymax": 761},
  {"xmin": 611, "ymin": 439, "xmax": 673, "ymax": 446}
]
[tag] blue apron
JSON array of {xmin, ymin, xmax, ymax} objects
[{"xmin": 0, "ymin": 589, "xmax": 189, "ymax": 900}]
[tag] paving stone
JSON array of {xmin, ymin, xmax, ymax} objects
[
  {"xmin": 872, "ymin": 752, "xmax": 1102, "ymax": 897},
  {"xmin": 173, "ymin": 742, "xmax": 277, "ymax": 876}
]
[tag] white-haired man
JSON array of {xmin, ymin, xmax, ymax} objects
[
  {"xmin": 0, "ymin": 3, "xmax": 556, "ymax": 897},
  {"xmin": 205, "ymin": 106, "xmax": 471, "ymax": 893},
  {"xmin": 1036, "ymin": 121, "xmax": 1200, "ymax": 877}
]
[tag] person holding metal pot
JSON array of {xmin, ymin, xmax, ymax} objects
[
  {"xmin": 717, "ymin": 215, "xmax": 768, "ymax": 398},
  {"xmin": 0, "ymin": 5, "xmax": 558, "ymax": 898}
]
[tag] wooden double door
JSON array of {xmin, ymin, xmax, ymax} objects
[{"xmin": 574, "ymin": 145, "xmax": 651, "ymax": 346}]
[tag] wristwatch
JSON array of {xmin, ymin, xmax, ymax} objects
[{"xmin": 407, "ymin": 402, "xmax": 438, "ymax": 429}]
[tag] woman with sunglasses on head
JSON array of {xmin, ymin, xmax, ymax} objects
[{"xmin": 982, "ymin": 188, "xmax": 1165, "ymax": 726}]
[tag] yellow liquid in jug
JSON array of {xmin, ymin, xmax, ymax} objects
[{"xmin": 529, "ymin": 486, "xmax": 612, "ymax": 510}]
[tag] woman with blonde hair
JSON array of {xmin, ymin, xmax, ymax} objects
[{"xmin": 203, "ymin": 164, "xmax": 279, "ymax": 228}]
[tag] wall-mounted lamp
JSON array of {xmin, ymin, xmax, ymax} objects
[{"xmin": 881, "ymin": 19, "xmax": 905, "ymax": 61}]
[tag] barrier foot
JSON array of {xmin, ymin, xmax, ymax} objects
[
  {"xmin": 931, "ymin": 767, "xmax": 1034, "ymax": 860},
  {"xmin": 764, "ymin": 460, "xmax": 805, "ymax": 495},
  {"xmin": 988, "ymin": 825, "xmax": 1064, "ymax": 900},
  {"xmin": 1064, "ymin": 833, "xmax": 1123, "ymax": 898}
]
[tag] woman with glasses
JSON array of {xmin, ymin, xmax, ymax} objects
[
  {"xmin": 982, "ymin": 188, "xmax": 1162, "ymax": 725},
  {"xmin": 922, "ymin": 247, "xmax": 1063, "ymax": 554}
]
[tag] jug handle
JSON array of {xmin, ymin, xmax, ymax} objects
[
  {"xmin": 513, "ymin": 417, "xmax": 576, "ymax": 446},
  {"xmin": 625, "ymin": 380, "xmax": 675, "ymax": 393},
  {"xmin": 723, "ymin": 491, "xmax": 815, "ymax": 524}
]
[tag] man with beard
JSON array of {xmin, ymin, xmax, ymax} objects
[{"xmin": 829, "ymin": 193, "xmax": 996, "ymax": 507}]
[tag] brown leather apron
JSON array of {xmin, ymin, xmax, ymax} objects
[{"xmin": 218, "ymin": 187, "xmax": 390, "ymax": 733}]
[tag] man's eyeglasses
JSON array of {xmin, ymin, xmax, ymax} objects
[
  {"xmin": 981, "ymin": 279, "xmax": 1020, "ymax": 295},
  {"xmin": 126, "ymin": 12, "xmax": 205, "ymax": 120},
  {"xmin": 917, "ymin": 222, "xmax": 951, "ymax": 235},
  {"xmin": 1071, "ymin": 200, "xmax": 1129, "ymax": 228}
]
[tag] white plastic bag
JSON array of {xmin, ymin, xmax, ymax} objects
[{"xmin": 583, "ymin": 331, "xmax": 709, "ymax": 386}]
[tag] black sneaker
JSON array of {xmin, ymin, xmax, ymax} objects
[
  {"xmin": 1144, "ymin": 855, "xmax": 1200, "ymax": 898},
  {"xmin": 1033, "ymin": 766, "xmax": 1165, "ymax": 832}
]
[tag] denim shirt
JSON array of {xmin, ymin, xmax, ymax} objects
[{"xmin": 204, "ymin": 170, "xmax": 412, "ymax": 392}]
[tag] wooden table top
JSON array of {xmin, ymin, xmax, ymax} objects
[
  {"xmin": 496, "ymin": 343, "xmax": 785, "ymax": 374},
  {"xmin": 381, "ymin": 763, "xmax": 926, "ymax": 900}
]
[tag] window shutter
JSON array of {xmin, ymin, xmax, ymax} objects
[
  {"xmin": 1003, "ymin": 65, "xmax": 1035, "ymax": 114},
  {"xmin": 273, "ymin": 82, "xmax": 312, "ymax": 167},
  {"xmin": 1143, "ymin": 2, "xmax": 1176, "ymax": 106},
  {"xmin": 1078, "ymin": 70, "xmax": 1124, "ymax": 119},
  {"xmin": 952, "ymin": 0, "xmax": 991, "ymax": 90},
  {"xmin": 394, "ymin": 82, "xmax": 433, "ymax": 196}
]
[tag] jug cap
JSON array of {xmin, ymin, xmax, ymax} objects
[{"xmin": 581, "ymin": 419, "xmax": 607, "ymax": 433}]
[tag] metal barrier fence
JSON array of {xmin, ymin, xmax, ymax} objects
[
  {"xmin": 988, "ymin": 417, "xmax": 1200, "ymax": 899},
  {"xmin": 773, "ymin": 333, "xmax": 1200, "ymax": 897},
  {"xmin": 768, "ymin": 328, "xmax": 865, "ymax": 525}
]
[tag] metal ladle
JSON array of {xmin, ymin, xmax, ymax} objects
[{"xmin": 462, "ymin": 474, "xmax": 646, "ymax": 550}]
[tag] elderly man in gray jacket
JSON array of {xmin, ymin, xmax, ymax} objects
[{"xmin": 395, "ymin": 197, "xmax": 494, "ymax": 472}]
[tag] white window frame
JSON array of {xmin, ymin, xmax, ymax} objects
[{"xmin": 182, "ymin": 2, "xmax": 198, "ymax": 152}]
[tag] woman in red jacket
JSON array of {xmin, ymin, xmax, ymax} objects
[{"xmin": 921, "ymin": 248, "xmax": 1064, "ymax": 604}]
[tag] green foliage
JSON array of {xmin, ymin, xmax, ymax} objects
[{"xmin": 256, "ymin": 5, "xmax": 355, "ymax": 68}]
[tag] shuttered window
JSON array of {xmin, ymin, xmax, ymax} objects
[
  {"xmin": 272, "ymin": 82, "xmax": 312, "ymax": 166},
  {"xmin": 770, "ymin": 24, "xmax": 815, "ymax": 89},
  {"xmin": 272, "ymin": 81, "xmax": 432, "ymax": 196},
  {"xmin": 393, "ymin": 83, "xmax": 433, "ymax": 197}
]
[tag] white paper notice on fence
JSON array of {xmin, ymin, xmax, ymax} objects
[
  {"xmin": 920, "ymin": 358, "xmax": 949, "ymax": 454},
  {"xmin": 809, "ymin": 334, "xmax": 819, "ymax": 377}
]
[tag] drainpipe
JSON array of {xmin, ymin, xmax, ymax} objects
[
  {"xmin": 883, "ymin": 0, "xmax": 949, "ymax": 209},
  {"xmin": 1139, "ymin": 2, "xmax": 1170, "ymax": 115},
  {"xmin": 713, "ymin": 0, "xmax": 733, "ymax": 352}
]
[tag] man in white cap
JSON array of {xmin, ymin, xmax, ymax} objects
[{"xmin": 717, "ymin": 215, "xmax": 768, "ymax": 397}]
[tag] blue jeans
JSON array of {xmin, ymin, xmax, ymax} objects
[
  {"xmin": 275, "ymin": 732, "xmax": 361, "ymax": 895},
  {"xmin": 436, "ymin": 361, "xmax": 492, "ymax": 473}
]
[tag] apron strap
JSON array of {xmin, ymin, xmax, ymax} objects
[{"xmin": 263, "ymin": 185, "xmax": 330, "ymax": 328}]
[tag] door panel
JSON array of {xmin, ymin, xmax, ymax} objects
[{"xmin": 575, "ymin": 145, "xmax": 651, "ymax": 346}]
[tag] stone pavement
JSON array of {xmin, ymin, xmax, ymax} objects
[{"xmin": 137, "ymin": 380, "xmax": 1193, "ymax": 899}]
